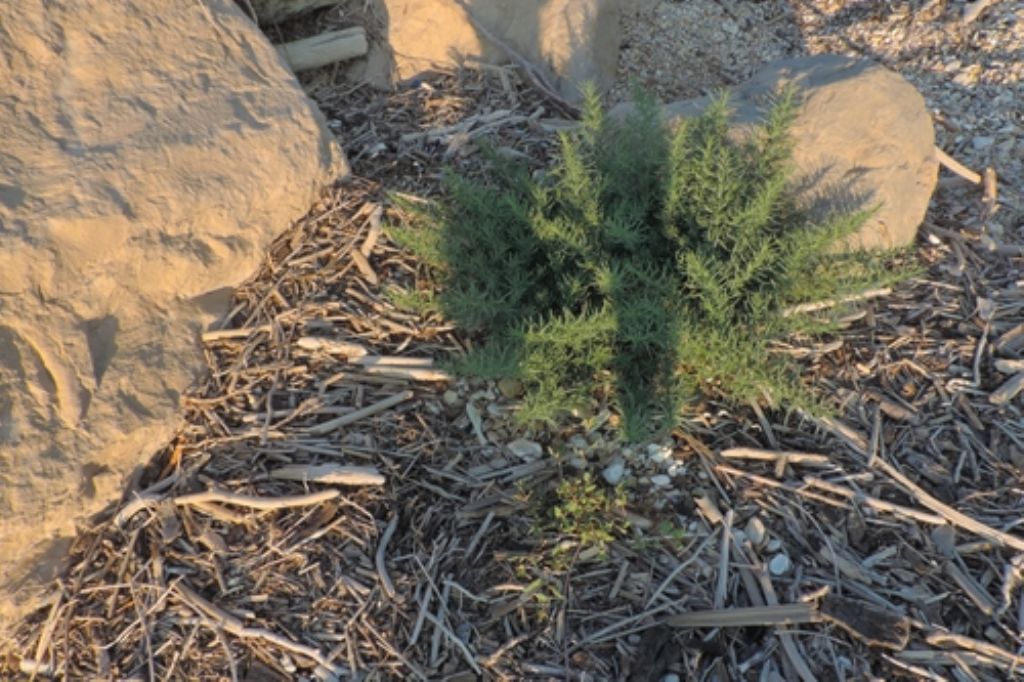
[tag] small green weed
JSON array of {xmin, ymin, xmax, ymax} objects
[{"xmin": 549, "ymin": 472, "xmax": 628, "ymax": 558}]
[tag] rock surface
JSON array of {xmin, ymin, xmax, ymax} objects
[
  {"xmin": 361, "ymin": 0, "xmax": 622, "ymax": 103},
  {"xmin": 615, "ymin": 55, "xmax": 938, "ymax": 250},
  {"xmin": 0, "ymin": 0, "xmax": 346, "ymax": 628}
]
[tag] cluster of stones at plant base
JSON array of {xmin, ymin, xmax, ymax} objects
[{"xmin": 435, "ymin": 376, "xmax": 806, "ymax": 578}]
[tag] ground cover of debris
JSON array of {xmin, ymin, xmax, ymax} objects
[{"xmin": 4, "ymin": 1, "xmax": 1024, "ymax": 680}]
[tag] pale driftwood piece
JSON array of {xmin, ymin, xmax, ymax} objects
[
  {"xmin": 249, "ymin": 0, "xmax": 337, "ymax": 24},
  {"xmin": 783, "ymin": 287, "xmax": 891, "ymax": 317},
  {"xmin": 716, "ymin": 464, "xmax": 853, "ymax": 510},
  {"xmin": 995, "ymin": 358, "xmax": 1024, "ymax": 374},
  {"xmin": 926, "ymin": 631, "xmax": 1024, "ymax": 668},
  {"xmin": 872, "ymin": 457, "xmax": 1024, "ymax": 552},
  {"xmin": 361, "ymin": 365, "xmax": 452, "ymax": 382},
  {"xmin": 308, "ymin": 390, "xmax": 415, "ymax": 434},
  {"xmin": 962, "ymin": 0, "xmax": 998, "ymax": 25},
  {"xmin": 990, "ymin": 372, "xmax": 1024, "ymax": 405},
  {"xmin": 721, "ymin": 447, "xmax": 830, "ymax": 467},
  {"xmin": 664, "ymin": 603, "xmax": 817, "ymax": 628},
  {"xmin": 174, "ymin": 582, "xmax": 341, "ymax": 672},
  {"xmin": 174, "ymin": 488, "xmax": 339, "ymax": 511},
  {"xmin": 354, "ymin": 355, "xmax": 436, "ymax": 368},
  {"xmin": 275, "ymin": 28, "xmax": 368, "ymax": 73},
  {"xmin": 360, "ymin": 204, "xmax": 384, "ymax": 257},
  {"xmin": 982, "ymin": 167, "xmax": 998, "ymax": 217},
  {"xmin": 995, "ymin": 322, "xmax": 1024, "ymax": 353},
  {"xmin": 935, "ymin": 146, "xmax": 982, "ymax": 184},
  {"xmin": 349, "ymin": 248, "xmax": 379, "ymax": 285},
  {"xmin": 269, "ymin": 464, "xmax": 386, "ymax": 486},
  {"xmin": 804, "ymin": 476, "xmax": 947, "ymax": 525},
  {"xmin": 202, "ymin": 324, "xmax": 272, "ymax": 343},
  {"xmin": 295, "ymin": 335, "xmax": 369, "ymax": 358}
]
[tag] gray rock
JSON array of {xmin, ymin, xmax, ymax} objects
[
  {"xmin": 0, "ymin": 0, "xmax": 345, "ymax": 629},
  {"xmin": 768, "ymin": 553, "xmax": 792, "ymax": 575},
  {"xmin": 507, "ymin": 438, "xmax": 544, "ymax": 460},
  {"xmin": 613, "ymin": 55, "xmax": 938, "ymax": 251},
  {"xmin": 650, "ymin": 474, "xmax": 672, "ymax": 487},
  {"xmin": 745, "ymin": 516, "xmax": 768, "ymax": 548},
  {"xmin": 602, "ymin": 458, "xmax": 625, "ymax": 485}
]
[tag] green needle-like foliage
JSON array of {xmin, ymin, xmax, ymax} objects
[{"xmin": 390, "ymin": 85, "xmax": 909, "ymax": 441}]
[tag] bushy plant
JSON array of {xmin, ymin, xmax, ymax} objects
[{"xmin": 391, "ymin": 86, "xmax": 906, "ymax": 440}]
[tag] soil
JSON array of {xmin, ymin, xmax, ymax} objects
[{"xmin": 3, "ymin": 1, "xmax": 1024, "ymax": 680}]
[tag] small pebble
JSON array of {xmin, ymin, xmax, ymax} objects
[
  {"xmin": 768, "ymin": 553, "xmax": 792, "ymax": 576},
  {"xmin": 766, "ymin": 538, "xmax": 782, "ymax": 552},
  {"xmin": 667, "ymin": 463, "xmax": 684, "ymax": 477},
  {"xmin": 746, "ymin": 516, "xmax": 767, "ymax": 547},
  {"xmin": 650, "ymin": 474, "xmax": 671, "ymax": 487},
  {"xmin": 568, "ymin": 434, "xmax": 589, "ymax": 449},
  {"xmin": 506, "ymin": 438, "xmax": 543, "ymax": 460},
  {"xmin": 602, "ymin": 459, "xmax": 625, "ymax": 485},
  {"xmin": 567, "ymin": 456, "xmax": 588, "ymax": 471},
  {"xmin": 647, "ymin": 443, "xmax": 673, "ymax": 463},
  {"xmin": 442, "ymin": 389, "xmax": 461, "ymax": 406},
  {"xmin": 661, "ymin": 674, "xmax": 681, "ymax": 682}
]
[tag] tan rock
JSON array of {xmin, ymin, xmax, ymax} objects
[
  {"xmin": 614, "ymin": 55, "xmax": 939, "ymax": 250},
  {"xmin": 0, "ymin": 0, "xmax": 346, "ymax": 629},
  {"xmin": 363, "ymin": 0, "xmax": 622, "ymax": 102}
]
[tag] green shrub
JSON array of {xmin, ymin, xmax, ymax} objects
[{"xmin": 390, "ymin": 86, "xmax": 907, "ymax": 440}]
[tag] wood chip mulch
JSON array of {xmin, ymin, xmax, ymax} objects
[{"xmin": 4, "ymin": 4, "xmax": 1024, "ymax": 680}]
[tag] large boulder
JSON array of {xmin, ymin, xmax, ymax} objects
[
  {"xmin": 358, "ymin": 0, "xmax": 622, "ymax": 103},
  {"xmin": 0, "ymin": 0, "xmax": 346, "ymax": 628},
  {"xmin": 615, "ymin": 55, "xmax": 938, "ymax": 250}
]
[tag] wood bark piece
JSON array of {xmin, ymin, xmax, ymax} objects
[
  {"xmin": 308, "ymin": 390, "xmax": 415, "ymax": 434},
  {"xmin": 276, "ymin": 27, "xmax": 368, "ymax": 73},
  {"xmin": 296, "ymin": 335, "xmax": 369, "ymax": 358},
  {"xmin": 989, "ymin": 372, "xmax": 1024, "ymax": 405},
  {"xmin": 819, "ymin": 595, "xmax": 910, "ymax": 651},
  {"xmin": 936, "ymin": 146, "xmax": 982, "ymax": 184},
  {"xmin": 269, "ymin": 464, "xmax": 386, "ymax": 486},
  {"xmin": 872, "ymin": 457, "xmax": 1024, "ymax": 552}
]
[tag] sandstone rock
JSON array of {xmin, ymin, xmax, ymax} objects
[
  {"xmin": 615, "ymin": 55, "xmax": 938, "ymax": 250},
  {"xmin": 362, "ymin": 0, "xmax": 622, "ymax": 103},
  {"xmin": 0, "ymin": 0, "xmax": 346, "ymax": 629}
]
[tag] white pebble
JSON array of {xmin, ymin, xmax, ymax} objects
[
  {"xmin": 506, "ymin": 438, "xmax": 543, "ymax": 460},
  {"xmin": 766, "ymin": 538, "xmax": 782, "ymax": 552},
  {"xmin": 746, "ymin": 516, "xmax": 767, "ymax": 547},
  {"xmin": 768, "ymin": 553, "xmax": 792, "ymax": 576},
  {"xmin": 650, "ymin": 474, "xmax": 672, "ymax": 487},
  {"xmin": 661, "ymin": 674, "xmax": 681, "ymax": 682},
  {"xmin": 667, "ymin": 463, "xmax": 684, "ymax": 477},
  {"xmin": 647, "ymin": 443, "xmax": 673, "ymax": 463},
  {"xmin": 602, "ymin": 459, "xmax": 625, "ymax": 485}
]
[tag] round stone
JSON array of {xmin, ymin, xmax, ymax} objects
[{"xmin": 768, "ymin": 553, "xmax": 792, "ymax": 576}]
